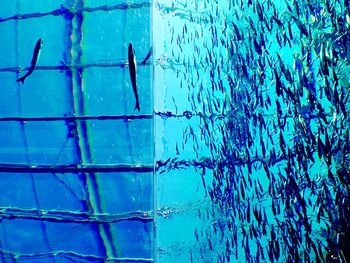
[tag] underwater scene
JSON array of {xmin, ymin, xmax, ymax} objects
[
  {"xmin": 155, "ymin": 0, "xmax": 349, "ymax": 262},
  {"xmin": 0, "ymin": 0, "xmax": 349, "ymax": 262}
]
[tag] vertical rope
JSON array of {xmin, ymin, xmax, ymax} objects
[{"xmin": 65, "ymin": 0, "xmax": 117, "ymax": 258}]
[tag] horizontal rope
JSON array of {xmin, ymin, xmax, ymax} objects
[
  {"xmin": 0, "ymin": 2, "xmax": 151, "ymax": 24},
  {"xmin": 0, "ymin": 206, "xmax": 153, "ymax": 223},
  {"xmin": 0, "ymin": 163, "xmax": 154, "ymax": 173},
  {"xmin": 0, "ymin": 61, "xmax": 151, "ymax": 72},
  {"xmin": 0, "ymin": 249, "xmax": 154, "ymax": 262},
  {"xmin": 0, "ymin": 114, "xmax": 153, "ymax": 122}
]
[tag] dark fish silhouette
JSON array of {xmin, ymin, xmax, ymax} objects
[
  {"xmin": 16, "ymin": 38, "xmax": 43, "ymax": 84},
  {"xmin": 141, "ymin": 47, "xmax": 153, "ymax": 65},
  {"xmin": 128, "ymin": 43, "xmax": 140, "ymax": 111}
]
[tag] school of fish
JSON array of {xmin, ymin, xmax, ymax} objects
[{"xmin": 156, "ymin": 0, "xmax": 349, "ymax": 262}]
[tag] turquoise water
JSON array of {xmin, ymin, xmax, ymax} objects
[
  {"xmin": 155, "ymin": 0, "xmax": 349, "ymax": 262},
  {"xmin": 0, "ymin": 0, "xmax": 350, "ymax": 262}
]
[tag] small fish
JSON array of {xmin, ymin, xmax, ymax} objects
[
  {"xmin": 231, "ymin": 22, "xmax": 242, "ymax": 41},
  {"xmin": 256, "ymin": 1, "xmax": 264, "ymax": 22},
  {"xmin": 272, "ymin": 15, "xmax": 284, "ymax": 29},
  {"xmin": 274, "ymin": 68, "xmax": 283, "ymax": 97},
  {"xmin": 16, "ymin": 38, "xmax": 43, "ymax": 84},
  {"xmin": 291, "ymin": 15, "xmax": 309, "ymax": 37},
  {"xmin": 253, "ymin": 38, "xmax": 263, "ymax": 55},
  {"xmin": 276, "ymin": 99, "xmax": 282, "ymax": 116},
  {"xmin": 317, "ymin": 134, "xmax": 326, "ymax": 159},
  {"xmin": 247, "ymin": 201, "xmax": 251, "ymax": 222},
  {"xmin": 128, "ymin": 43, "xmax": 140, "ymax": 111},
  {"xmin": 141, "ymin": 47, "xmax": 153, "ymax": 65}
]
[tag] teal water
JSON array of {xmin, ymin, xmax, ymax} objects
[
  {"xmin": 0, "ymin": 0, "xmax": 349, "ymax": 262},
  {"xmin": 155, "ymin": 0, "xmax": 349, "ymax": 262}
]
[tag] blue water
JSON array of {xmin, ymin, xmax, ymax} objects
[
  {"xmin": 1, "ymin": 0, "xmax": 350, "ymax": 262},
  {"xmin": 0, "ymin": 0, "xmax": 153, "ymax": 262}
]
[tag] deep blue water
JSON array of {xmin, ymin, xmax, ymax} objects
[
  {"xmin": 0, "ymin": 0, "xmax": 350, "ymax": 262},
  {"xmin": 0, "ymin": 0, "xmax": 153, "ymax": 262}
]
